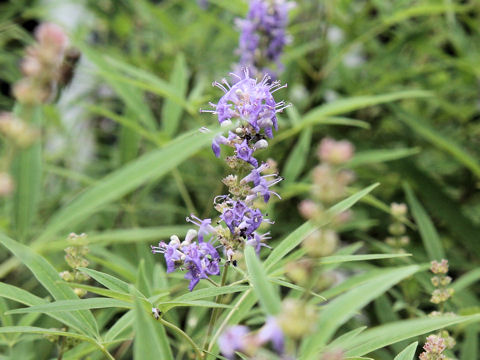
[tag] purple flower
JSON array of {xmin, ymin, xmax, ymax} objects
[
  {"xmin": 186, "ymin": 214, "xmax": 215, "ymax": 242},
  {"xmin": 208, "ymin": 71, "xmax": 288, "ymax": 138},
  {"xmin": 257, "ymin": 317, "xmax": 285, "ymax": 354},
  {"xmin": 246, "ymin": 232, "xmax": 272, "ymax": 254},
  {"xmin": 151, "ymin": 232, "xmax": 220, "ymax": 291},
  {"xmin": 242, "ymin": 165, "xmax": 283, "ymax": 203},
  {"xmin": 235, "ymin": 139, "xmax": 258, "ymax": 167},
  {"xmin": 218, "ymin": 325, "xmax": 250, "ymax": 359}
]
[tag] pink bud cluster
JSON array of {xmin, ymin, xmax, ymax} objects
[
  {"xmin": 13, "ymin": 23, "xmax": 69, "ymax": 104},
  {"xmin": 297, "ymin": 137, "xmax": 355, "ymax": 258},
  {"xmin": 419, "ymin": 335, "xmax": 446, "ymax": 360}
]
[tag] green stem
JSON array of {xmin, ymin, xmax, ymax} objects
[
  {"xmin": 160, "ymin": 318, "xmax": 204, "ymax": 360},
  {"xmin": 202, "ymin": 263, "xmax": 230, "ymax": 352}
]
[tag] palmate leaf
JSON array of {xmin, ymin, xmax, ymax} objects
[
  {"xmin": 0, "ymin": 233, "xmax": 98, "ymax": 337},
  {"xmin": 300, "ymin": 265, "xmax": 420, "ymax": 359}
]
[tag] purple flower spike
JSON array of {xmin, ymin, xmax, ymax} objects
[
  {"xmin": 257, "ymin": 317, "xmax": 285, "ymax": 354},
  {"xmin": 218, "ymin": 325, "xmax": 250, "ymax": 359},
  {"xmin": 236, "ymin": 0, "xmax": 295, "ymax": 76}
]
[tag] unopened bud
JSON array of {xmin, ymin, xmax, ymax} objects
[
  {"xmin": 391, "ymin": 202, "xmax": 408, "ymax": 217},
  {"xmin": 35, "ymin": 23, "xmax": 68, "ymax": 52},
  {"xmin": 302, "ymin": 229, "xmax": 338, "ymax": 257},
  {"xmin": 431, "ymin": 259, "xmax": 449, "ymax": 274},
  {"xmin": 254, "ymin": 139, "xmax": 268, "ymax": 150},
  {"xmin": 277, "ymin": 299, "xmax": 316, "ymax": 339},
  {"xmin": 298, "ymin": 200, "xmax": 321, "ymax": 220},
  {"xmin": 318, "ymin": 137, "xmax": 354, "ymax": 165},
  {"xmin": 0, "ymin": 172, "xmax": 14, "ymax": 196}
]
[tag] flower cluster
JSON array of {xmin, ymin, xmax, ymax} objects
[
  {"xmin": 419, "ymin": 335, "xmax": 446, "ymax": 360},
  {"xmin": 235, "ymin": 0, "xmax": 295, "ymax": 78},
  {"xmin": 152, "ymin": 70, "xmax": 287, "ymax": 291},
  {"xmin": 385, "ymin": 202, "xmax": 410, "ymax": 251},
  {"xmin": 13, "ymin": 23, "xmax": 79, "ymax": 104},
  {"xmin": 218, "ymin": 317, "xmax": 284, "ymax": 359},
  {"xmin": 151, "ymin": 230, "xmax": 220, "ymax": 291},
  {"xmin": 429, "ymin": 259, "xmax": 454, "ymax": 305},
  {"xmin": 298, "ymin": 137, "xmax": 355, "ymax": 258},
  {"xmin": 59, "ymin": 233, "xmax": 90, "ymax": 297}
]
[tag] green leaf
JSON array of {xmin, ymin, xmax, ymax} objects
[
  {"xmin": 393, "ymin": 106, "xmax": 480, "ymax": 178},
  {"xmin": 0, "ymin": 326, "xmax": 113, "ymax": 360},
  {"xmin": 133, "ymin": 296, "xmax": 173, "ymax": 360},
  {"xmin": 61, "ymin": 282, "xmax": 131, "ymax": 302},
  {"xmin": 301, "ymin": 265, "xmax": 420, "ymax": 359},
  {"xmin": 319, "ymin": 253, "xmax": 410, "ymax": 264},
  {"xmin": 404, "ymin": 183, "xmax": 445, "ymax": 260},
  {"xmin": 283, "ymin": 127, "xmax": 312, "ymax": 183},
  {"xmin": 460, "ymin": 325, "xmax": 478, "ymax": 360},
  {"xmin": 162, "ymin": 53, "xmax": 188, "ymax": 137},
  {"xmin": 264, "ymin": 183, "xmax": 379, "ymax": 272},
  {"xmin": 78, "ymin": 267, "xmax": 145, "ymax": 299},
  {"xmin": 11, "ymin": 104, "xmax": 42, "ymax": 241},
  {"xmin": 394, "ymin": 342, "xmax": 418, "ymax": 360},
  {"xmin": 174, "ymin": 285, "xmax": 250, "ymax": 302},
  {"xmin": 35, "ymin": 129, "xmax": 216, "ymax": 243},
  {"xmin": 136, "ymin": 260, "xmax": 152, "ymax": 298},
  {"xmin": 104, "ymin": 310, "xmax": 134, "ymax": 343},
  {"xmin": 245, "ymin": 246, "xmax": 281, "ymax": 315},
  {"xmin": 0, "ymin": 233, "xmax": 98, "ymax": 337},
  {"xmin": 325, "ymin": 326, "xmax": 367, "ymax": 351},
  {"xmin": 348, "ymin": 148, "xmax": 420, "ymax": 168},
  {"xmin": 299, "ymin": 91, "xmax": 431, "ymax": 132},
  {"xmin": 344, "ymin": 314, "xmax": 480, "ymax": 357},
  {"xmin": 160, "ymin": 300, "xmax": 232, "ymax": 312},
  {"xmin": 6, "ymin": 298, "xmax": 132, "ymax": 314}
]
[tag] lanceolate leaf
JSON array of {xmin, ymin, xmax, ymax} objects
[
  {"xmin": 0, "ymin": 233, "xmax": 98, "ymax": 337},
  {"xmin": 394, "ymin": 342, "xmax": 418, "ymax": 360},
  {"xmin": 133, "ymin": 296, "xmax": 173, "ymax": 360},
  {"xmin": 301, "ymin": 265, "xmax": 420, "ymax": 359},
  {"xmin": 344, "ymin": 314, "xmax": 480, "ymax": 357}
]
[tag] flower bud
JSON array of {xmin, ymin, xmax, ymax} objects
[
  {"xmin": 298, "ymin": 200, "xmax": 321, "ymax": 220},
  {"xmin": 388, "ymin": 222, "xmax": 405, "ymax": 236},
  {"xmin": 35, "ymin": 23, "xmax": 68, "ymax": 52},
  {"xmin": 431, "ymin": 259, "xmax": 449, "ymax": 274},
  {"xmin": 277, "ymin": 299, "xmax": 316, "ymax": 339},
  {"xmin": 391, "ymin": 202, "xmax": 408, "ymax": 217},
  {"xmin": 302, "ymin": 229, "xmax": 338, "ymax": 257},
  {"xmin": 0, "ymin": 172, "xmax": 14, "ymax": 197},
  {"xmin": 317, "ymin": 137, "xmax": 354, "ymax": 165},
  {"xmin": 285, "ymin": 259, "xmax": 313, "ymax": 286}
]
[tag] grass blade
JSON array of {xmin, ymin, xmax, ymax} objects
[{"xmin": 245, "ymin": 245, "xmax": 281, "ymax": 315}]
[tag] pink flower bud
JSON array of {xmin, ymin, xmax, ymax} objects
[
  {"xmin": 318, "ymin": 137, "xmax": 354, "ymax": 165},
  {"xmin": 35, "ymin": 23, "xmax": 68, "ymax": 51},
  {"xmin": 0, "ymin": 172, "xmax": 14, "ymax": 196}
]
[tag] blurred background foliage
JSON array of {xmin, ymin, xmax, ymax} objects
[{"xmin": 0, "ymin": 0, "xmax": 479, "ymax": 359}]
